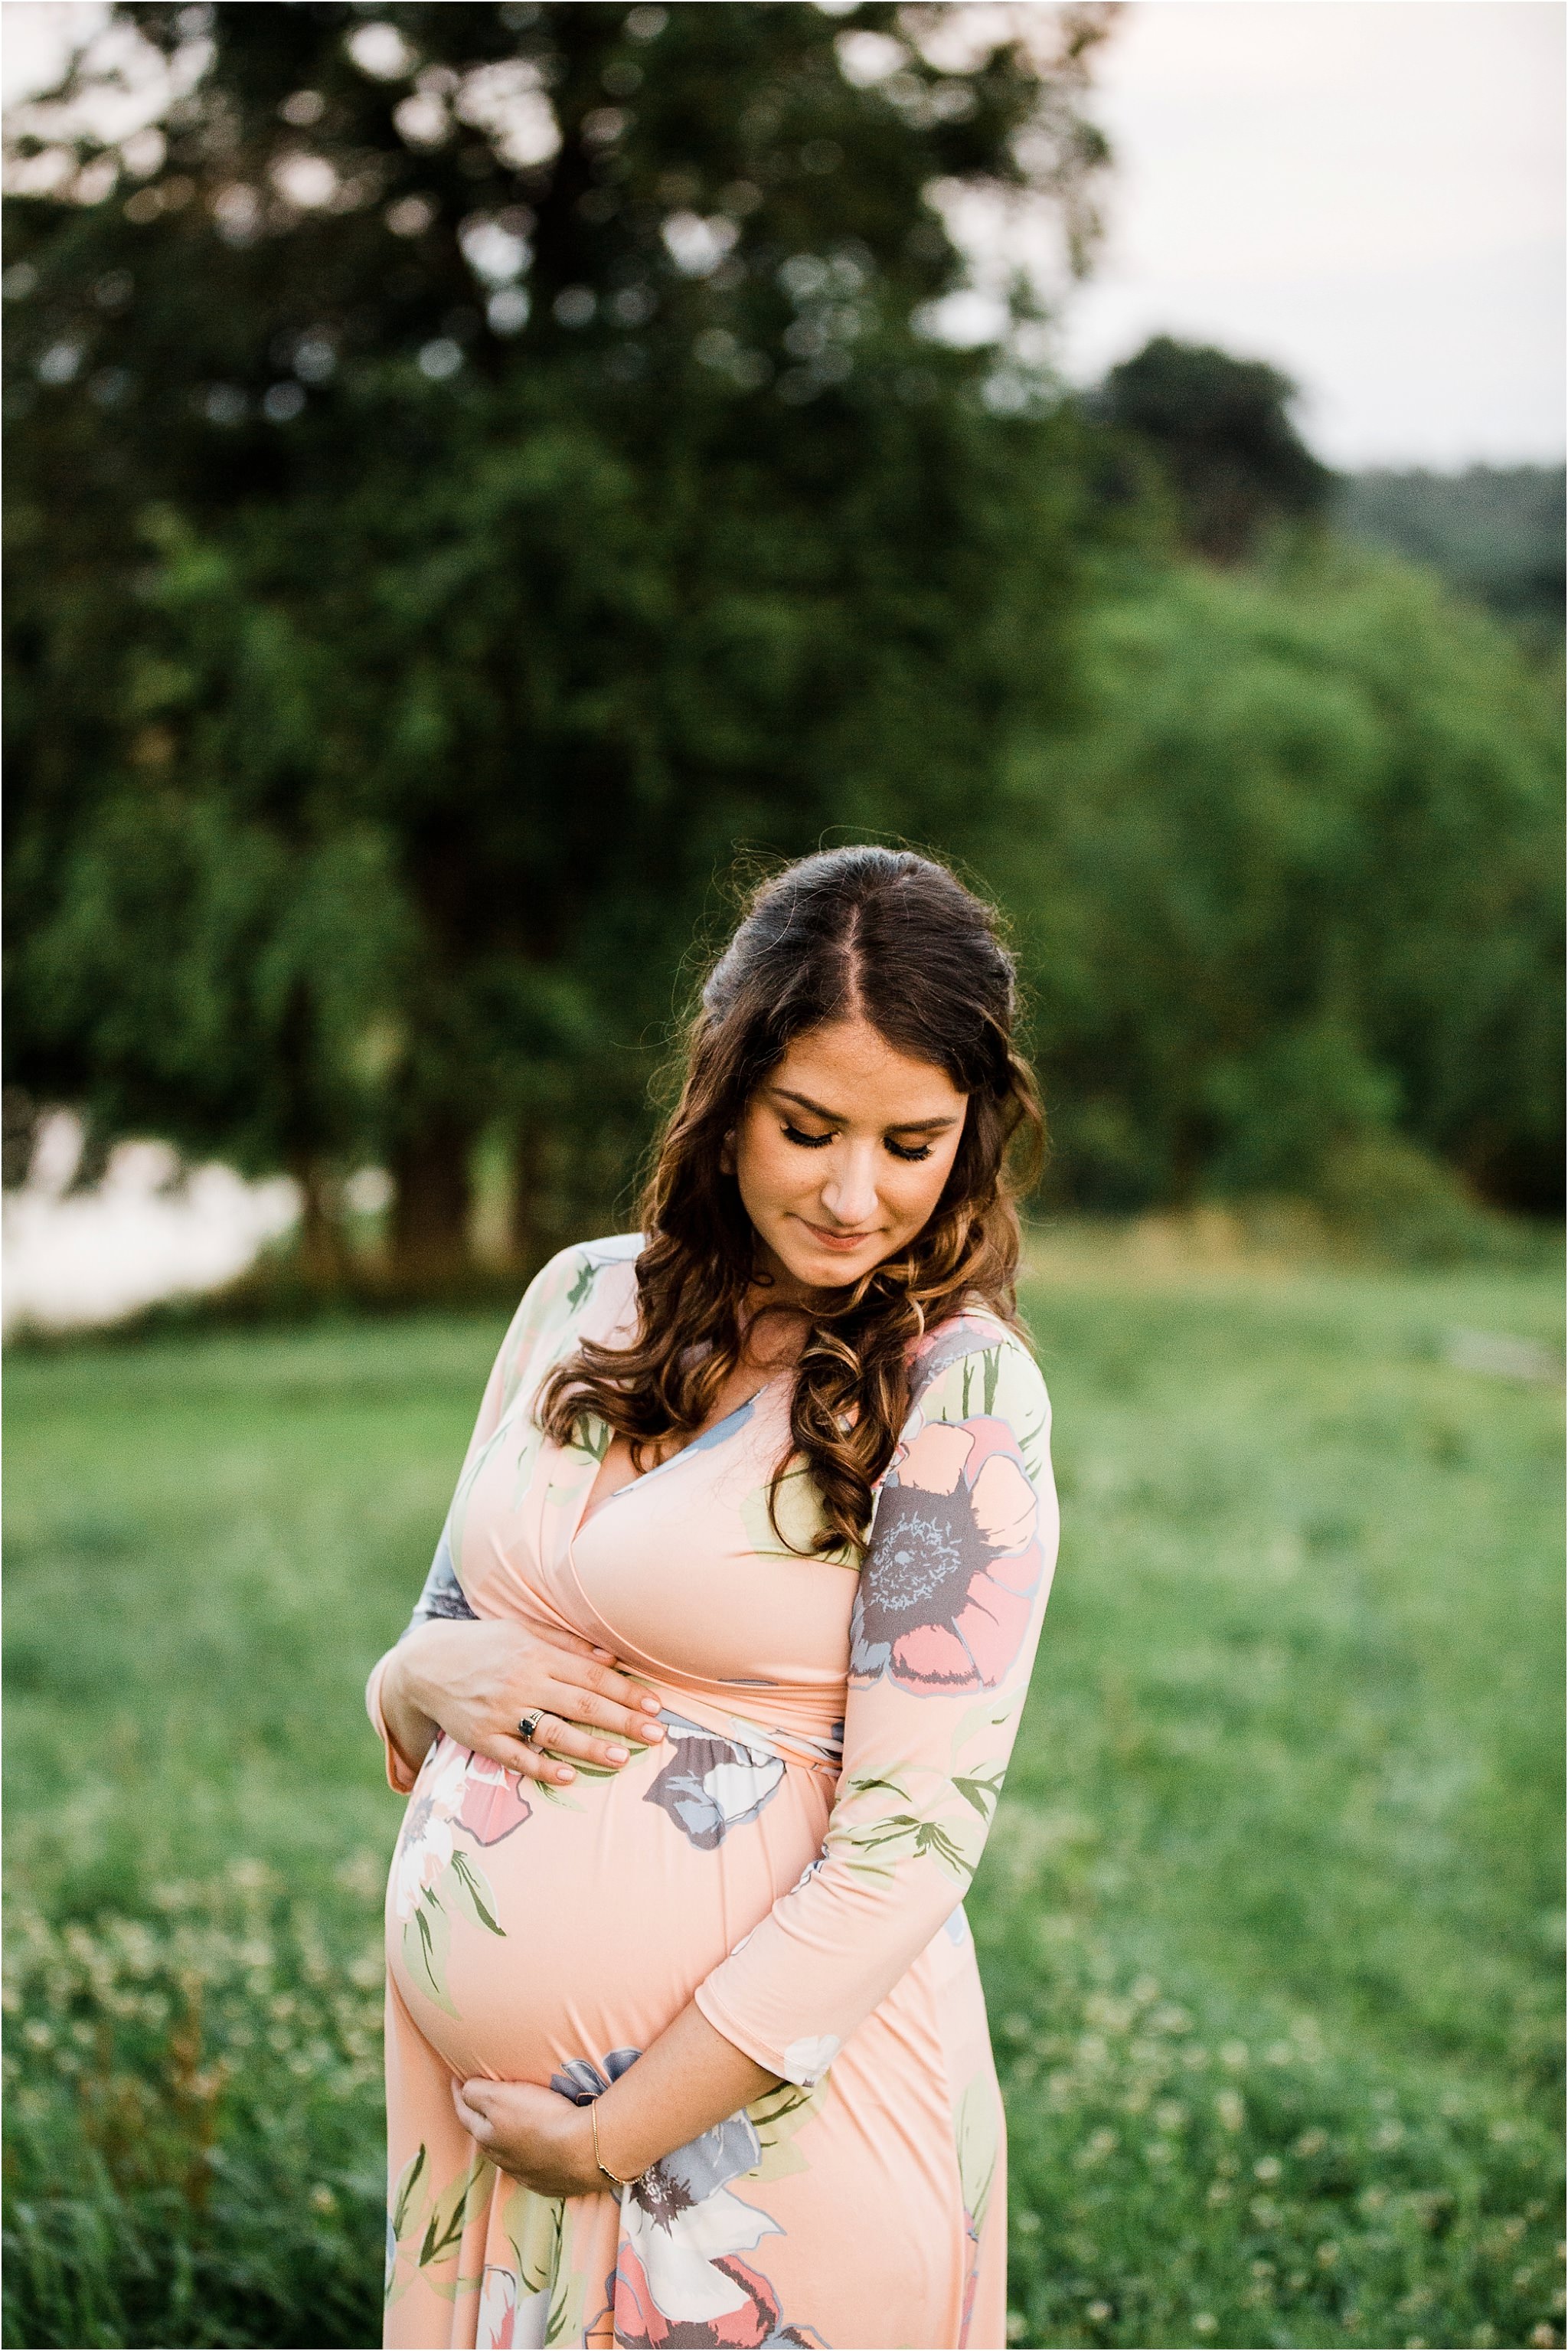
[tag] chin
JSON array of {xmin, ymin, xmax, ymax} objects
[{"xmin": 777, "ymin": 1229, "xmax": 887, "ymax": 1285}]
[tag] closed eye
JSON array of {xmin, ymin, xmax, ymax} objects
[
  {"xmin": 887, "ymin": 1139, "xmax": 933, "ymax": 1162},
  {"xmin": 782, "ymin": 1123, "xmax": 833, "ymax": 1149}
]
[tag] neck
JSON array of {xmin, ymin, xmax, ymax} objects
[
  {"xmin": 740, "ymin": 1255, "xmax": 818, "ymax": 1364},
  {"xmin": 747, "ymin": 1237, "xmax": 812, "ymax": 1313}
]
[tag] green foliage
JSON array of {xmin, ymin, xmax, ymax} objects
[
  {"xmin": 5, "ymin": 4, "xmax": 1561, "ymax": 1292},
  {"xmin": 3, "ymin": 1, "xmax": 1109, "ymax": 1272},
  {"xmin": 990, "ymin": 552, "xmax": 1564, "ymax": 1216},
  {"xmin": 1338, "ymin": 466, "xmax": 1566, "ymax": 654},
  {"xmin": 5, "ymin": 1252, "xmax": 1562, "ymax": 2347},
  {"xmin": 6, "ymin": 13, "xmax": 1560, "ymax": 1268}
]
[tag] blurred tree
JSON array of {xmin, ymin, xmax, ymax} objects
[
  {"xmin": 990, "ymin": 551, "xmax": 1564, "ymax": 1218},
  {"xmin": 1093, "ymin": 334, "xmax": 1333, "ymax": 565},
  {"xmin": 4, "ymin": 0, "xmax": 1114, "ymax": 1280}
]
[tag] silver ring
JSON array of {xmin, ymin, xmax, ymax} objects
[{"xmin": 516, "ymin": 1709, "xmax": 546, "ymax": 1746}]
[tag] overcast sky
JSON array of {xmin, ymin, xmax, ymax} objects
[
  {"xmin": 1057, "ymin": 0, "xmax": 1566, "ymax": 467},
  {"xmin": 4, "ymin": 0, "xmax": 1563, "ymax": 469}
]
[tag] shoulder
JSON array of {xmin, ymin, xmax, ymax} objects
[
  {"xmin": 908, "ymin": 1301, "xmax": 1040, "ymax": 1390},
  {"xmin": 904, "ymin": 1305, "xmax": 1050, "ymax": 1448},
  {"xmin": 546, "ymin": 1231, "xmax": 643, "ymax": 1296},
  {"xmin": 497, "ymin": 1234, "xmax": 643, "ymax": 1395},
  {"xmin": 526, "ymin": 1231, "xmax": 642, "ymax": 1326}
]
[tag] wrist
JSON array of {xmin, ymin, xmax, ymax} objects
[
  {"xmin": 378, "ymin": 1637, "xmax": 439, "ymax": 1768},
  {"xmin": 390, "ymin": 1622, "xmax": 439, "ymax": 1716},
  {"xmin": 587, "ymin": 2095, "xmax": 645, "ymax": 2192},
  {"xmin": 573, "ymin": 2104, "xmax": 620, "ymax": 2194}
]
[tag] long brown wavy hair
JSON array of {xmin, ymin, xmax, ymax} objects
[{"xmin": 537, "ymin": 846, "xmax": 1044, "ymax": 1558}]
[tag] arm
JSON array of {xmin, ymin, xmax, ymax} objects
[
  {"xmin": 689, "ymin": 1327, "xmax": 1057, "ymax": 2085},
  {"xmin": 459, "ymin": 1326, "xmax": 1057, "ymax": 2192},
  {"xmin": 367, "ymin": 1257, "xmax": 665, "ymax": 1793}
]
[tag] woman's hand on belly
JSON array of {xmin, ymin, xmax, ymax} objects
[
  {"xmin": 379, "ymin": 1618, "xmax": 667, "ymax": 1788},
  {"xmin": 452, "ymin": 2005, "xmax": 780, "ymax": 2199},
  {"xmin": 450, "ymin": 2076, "xmax": 603, "ymax": 2198}
]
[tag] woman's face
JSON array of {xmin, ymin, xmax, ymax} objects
[{"xmin": 730, "ymin": 1014, "xmax": 969, "ymax": 1303}]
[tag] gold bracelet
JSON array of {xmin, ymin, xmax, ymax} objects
[{"xmin": 590, "ymin": 2098, "xmax": 641, "ymax": 2191}]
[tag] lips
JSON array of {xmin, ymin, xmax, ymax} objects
[{"xmin": 796, "ymin": 1216, "xmax": 877, "ymax": 1252}]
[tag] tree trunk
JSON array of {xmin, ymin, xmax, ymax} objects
[
  {"xmin": 388, "ymin": 1119, "xmax": 475, "ymax": 1289},
  {"xmin": 290, "ymin": 1152, "xmax": 348, "ymax": 1288}
]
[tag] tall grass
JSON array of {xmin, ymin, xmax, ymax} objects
[
  {"xmin": 5, "ymin": 1867, "xmax": 384, "ymax": 2348},
  {"xmin": 4, "ymin": 1245, "xmax": 1562, "ymax": 2348}
]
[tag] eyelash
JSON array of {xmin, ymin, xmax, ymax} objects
[{"xmin": 780, "ymin": 1123, "xmax": 933, "ymax": 1164}]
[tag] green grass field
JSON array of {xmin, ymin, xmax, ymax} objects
[{"xmin": 5, "ymin": 1244, "xmax": 1563, "ymax": 2350}]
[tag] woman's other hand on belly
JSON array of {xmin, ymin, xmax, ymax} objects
[
  {"xmin": 450, "ymin": 2004, "xmax": 779, "ymax": 2199},
  {"xmin": 379, "ymin": 1617, "xmax": 666, "ymax": 1788},
  {"xmin": 450, "ymin": 2075, "xmax": 603, "ymax": 2197}
]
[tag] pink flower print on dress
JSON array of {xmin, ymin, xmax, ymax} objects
[
  {"xmin": 612, "ymin": 2242, "xmax": 818, "ymax": 2347},
  {"xmin": 611, "ymin": 2238, "xmax": 822, "ymax": 2351},
  {"xmin": 849, "ymin": 1417, "xmax": 1040, "ymax": 1693},
  {"xmin": 454, "ymin": 1752, "xmax": 533, "ymax": 1847}
]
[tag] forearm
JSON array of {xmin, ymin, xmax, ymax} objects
[{"xmin": 593, "ymin": 2001, "xmax": 780, "ymax": 2180}]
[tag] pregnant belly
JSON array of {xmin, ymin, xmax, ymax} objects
[{"xmin": 384, "ymin": 1722, "xmax": 828, "ymax": 2086}]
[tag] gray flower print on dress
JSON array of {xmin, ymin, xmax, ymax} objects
[{"xmin": 642, "ymin": 1713, "xmax": 786, "ymax": 1851}]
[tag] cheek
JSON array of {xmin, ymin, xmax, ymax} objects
[
  {"xmin": 733, "ymin": 1119, "xmax": 804, "ymax": 1209},
  {"xmin": 887, "ymin": 1158, "xmax": 953, "ymax": 1228}
]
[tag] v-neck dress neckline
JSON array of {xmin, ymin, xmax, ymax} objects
[{"xmin": 575, "ymin": 1377, "xmax": 782, "ymax": 1532}]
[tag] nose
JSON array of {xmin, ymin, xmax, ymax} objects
[{"xmin": 820, "ymin": 1143, "xmax": 880, "ymax": 1230}]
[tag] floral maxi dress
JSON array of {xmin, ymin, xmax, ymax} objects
[{"xmin": 366, "ymin": 1234, "xmax": 1060, "ymax": 2351}]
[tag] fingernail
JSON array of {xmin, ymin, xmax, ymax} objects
[
  {"xmin": 645, "ymin": 1722, "xmax": 665, "ymax": 1740},
  {"xmin": 641, "ymin": 1695, "xmax": 662, "ymax": 1712},
  {"xmin": 606, "ymin": 1745, "xmax": 629, "ymax": 1764},
  {"xmin": 593, "ymin": 1647, "xmax": 615, "ymax": 1661},
  {"xmin": 557, "ymin": 1766, "xmax": 574, "ymax": 1782}
]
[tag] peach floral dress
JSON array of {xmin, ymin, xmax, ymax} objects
[{"xmin": 366, "ymin": 1234, "xmax": 1058, "ymax": 2351}]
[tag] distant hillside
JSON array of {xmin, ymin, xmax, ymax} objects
[{"xmin": 1338, "ymin": 464, "xmax": 1564, "ymax": 647}]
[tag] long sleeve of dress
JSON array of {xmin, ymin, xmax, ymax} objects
[
  {"xmin": 693, "ymin": 1322, "xmax": 1058, "ymax": 2088},
  {"xmin": 364, "ymin": 1246, "xmax": 600, "ymax": 1791}
]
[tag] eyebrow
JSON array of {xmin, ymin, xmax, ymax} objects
[{"xmin": 770, "ymin": 1085, "xmax": 962, "ymax": 1136}]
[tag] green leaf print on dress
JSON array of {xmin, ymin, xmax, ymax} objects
[
  {"xmin": 385, "ymin": 2141, "xmax": 495, "ymax": 2313},
  {"xmin": 475, "ymin": 2186, "xmax": 569, "ymax": 2347},
  {"xmin": 953, "ymin": 2072, "xmax": 998, "ymax": 2237},
  {"xmin": 833, "ymin": 1768, "xmax": 979, "ymax": 1885},
  {"xmin": 745, "ymin": 2075, "xmax": 825, "ymax": 2186},
  {"xmin": 953, "ymin": 2071, "xmax": 1001, "ymax": 2343},
  {"xmin": 401, "ymin": 1882, "xmax": 456, "ymax": 2015},
  {"xmin": 831, "ymin": 1711, "xmax": 1018, "ymax": 1891},
  {"xmin": 392, "ymin": 1738, "xmax": 518, "ymax": 2011},
  {"xmin": 475, "ymin": 2186, "xmax": 606, "ymax": 2349}
]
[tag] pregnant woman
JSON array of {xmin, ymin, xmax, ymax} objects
[{"xmin": 367, "ymin": 845, "xmax": 1060, "ymax": 2351}]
